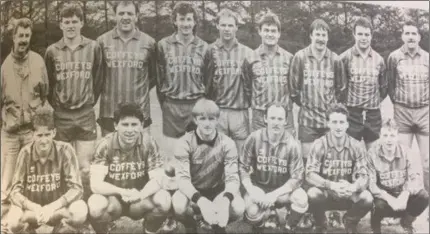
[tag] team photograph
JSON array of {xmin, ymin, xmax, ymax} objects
[{"xmin": 0, "ymin": 0, "xmax": 429, "ymax": 233}]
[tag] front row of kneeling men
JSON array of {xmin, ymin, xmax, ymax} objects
[{"xmin": 5, "ymin": 99, "xmax": 428, "ymax": 234}]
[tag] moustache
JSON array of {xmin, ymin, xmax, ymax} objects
[{"xmin": 18, "ymin": 42, "xmax": 28, "ymax": 46}]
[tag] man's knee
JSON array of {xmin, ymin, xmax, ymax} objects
[
  {"xmin": 152, "ymin": 189, "xmax": 172, "ymax": 214},
  {"xmin": 87, "ymin": 194, "xmax": 109, "ymax": 219},
  {"xmin": 373, "ymin": 198, "xmax": 388, "ymax": 211},
  {"xmin": 357, "ymin": 190, "xmax": 373, "ymax": 207},
  {"xmin": 307, "ymin": 187, "xmax": 324, "ymax": 203},
  {"xmin": 172, "ymin": 191, "xmax": 190, "ymax": 216},
  {"xmin": 7, "ymin": 206, "xmax": 24, "ymax": 232},
  {"xmin": 415, "ymin": 189, "xmax": 429, "ymax": 205},
  {"xmin": 244, "ymin": 199, "xmax": 265, "ymax": 225},
  {"xmin": 230, "ymin": 196, "xmax": 245, "ymax": 220},
  {"xmin": 290, "ymin": 188, "xmax": 309, "ymax": 213},
  {"xmin": 68, "ymin": 200, "xmax": 88, "ymax": 225}
]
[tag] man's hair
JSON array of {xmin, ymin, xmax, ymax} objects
[
  {"xmin": 12, "ymin": 18, "xmax": 33, "ymax": 36},
  {"xmin": 326, "ymin": 103, "xmax": 349, "ymax": 120},
  {"xmin": 353, "ymin": 17, "xmax": 373, "ymax": 34},
  {"xmin": 309, "ymin": 18, "xmax": 330, "ymax": 34},
  {"xmin": 216, "ymin": 8, "xmax": 238, "ymax": 25},
  {"xmin": 192, "ymin": 98, "xmax": 220, "ymax": 118},
  {"xmin": 381, "ymin": 117, "xmax": 399, "ymax": 130},
  {"xmin": 402, "ymin": 20, "xmax": 420, "ymax": 34},
  {"xmin": 113, "ymin": 103, "xmax": 144, "ymax": 124},
  {"xmin": 60, "ymin": 3, "xmax": 84, "ymax": 21},
  {"xmin": 171, "ymin": 2, "xmax": 198, "ymax": 34},
  {"xmin": 264, "ymin": 102, "xmax": 287, "ymax": 118},
  {"xmin": 113, "ymin": 1, "xmax": 139, "ymax": 15},
  {"xmin": 257, "ymin": 12, "xmax": 281, "ymax": 31},
  {"xmin": 32, "ymin": 108, "xmax": 55, "ymax": 130}
]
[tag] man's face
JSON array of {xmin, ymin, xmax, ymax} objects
[
  {"xmin": 310, "ymin": 28, "xmax": 328, "ymax": 52},
  {"xmin": 327, "ymin": 112, "xmax": 349, "ymax": 139},
  {"xmin": 354, "ymin": 25, "xmax": 372, "ymax": 50},
  {"xmin": 402, "ymin": 25, "xmax": 421, "ymax": 50},
  {"xmin": 194, "ymin": 115, "xmax": 218, "ymax": 136},
  {"xmin": 13, "ymin": 26, "xmax": 32, "ymax": 54},
  {"xmin": 264, "ymin": 106, "xmax": 286, "ymax": 135},
  {"xmin": 174, "ymin": 13, "xmax": 195, "ymax": 36},
  {"xmin": 380, "ymin": 127, "xmax": 398, "ymax": 152},
  {"xmin": 33, "ymin": 126, "xmax": 56, "ymax": 154},
  {"xmin": 115, "ymin": 116, "xmax": 142, "ymax": 146},
  {"xmin": 217, "ymin": 16, "xmax": 237, "ymax": 41},
  {"xmin": 115, "ymin": 3, "xmax": 138, "ymax": 33},
  {"xmin": 258, "ymin": 24, "xmax": 280, "ymax": 46},
  {"xmin": 60, "ymin": 15, "xmax": 83, "ymax": 40}
]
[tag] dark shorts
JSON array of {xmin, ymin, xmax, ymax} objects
[
  {"xmin": 161, "ymin": 98, "xmax": 197, "ymax": 138},
  {"xmin": 218, "ymin": 108, "xmax": 250, "ymax": 140},
  {"xmin": 394, "ymin": 104, "xmax": 429, "ymax": 136},
  {"xmin": 346, "ymin": 107, "xmax": 381, "ymax": 143},
  {"xmin": 54, "ymin": 105, "xmax": 97, "ymax": 141},
  {"xmin": 197, "ymin": 184, "xmax": 225, "ymax": 201},
  {"xmin": 298, "ymin": 125, "xmax": 329, "ymax": 143},
  {"xmin": 97, "ymin": 117, "xmax": 152, "ymax": 133}
]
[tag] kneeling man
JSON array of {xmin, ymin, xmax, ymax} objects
[
  {"xmin": 368, "ymin": 118, "xmax": 429, "ymax": 234},
  {"xmin": 88, "ymin": 103, "xmax": 170, "ymax": 234},
  {"xmin": 306, "ymin": 103, "xmax": 372, "ymax": 234},
  {"xmin": 172, "ymin": 98, "xmax": 245, "ymax": 234},
  {"xmin": 240, "ymin": 103, "xmax": 308, "ymax": 233},
  {"xmin": 7, "ymin": 108, "xmax": 87, "ymax": 233}
]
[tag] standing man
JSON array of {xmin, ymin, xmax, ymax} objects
[
  {"xmin": 387, "ymin": 20, "xmax": 429, "ymax": 199},
  {"xmin": 172, "ymin": 98, "xmax": 244, "ymax": 234},
  {"xmin": 367, "ymin": 118, "xmax": 429, "ymax": 234},
  {"xmin": 88, "ymin": 103, "xmax": 171, "ymax": 234},
  {"xmin": 97, "ymin": 1, "xmax": 156, "ymax": 136},
  {"xmin": 242, "ymin": 12, "xmax": 295, "ymax": 135},
  {"xmin": 156, "ymin": 1, "xmax": 208, "ymax": 162},
  {"xmin": 44, "ymin": 3, "xmax": 104, "ymax": 200},
  {"xmin": 306, "ymin": 103, "xmax": 372, "ymax": 234},
  {"xmin": 239, "ymin": 103, "xmax": 308, "ymax": 233},
  {"xmin": 5, "ymin": 109, "xmax": 87, "ymax": 234},
  {"xmin": 340, "ymin": 17, "xmax": 387, "ymax": 150},
  {"xmin": 204, "ymin": 8, "xmax": 253, "ymax": 154},
  {"xmin": 1, "ymin": 18, "xmax": 49, "ymax": 209}
]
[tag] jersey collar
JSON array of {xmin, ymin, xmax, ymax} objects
[
  {"xmin": 305, "ymin": 45, "xmax": 330, "ymax": 59},
  {"xmin": 401, "ymin": 45, "xmax": 423, "ymax": 57},
  {"xmin": 352, "ymin": 45, "xmax": 373, "ymax": 57},
  {"xmin": 326, "ymin": 133, "xmax": 351, "ymax": 149},
  {"xmin": 257, "ymin": 44, "xmax": 281, "ymax": 56},
  {"xmin": 32, "ymin": 142, "xmax": 56, "ymax": 162},
  {"xmin": 56, "ymin": 36, "xmax": 90, "ymax": 50},
  {"xmin": 112, "ymin": 28, "xmax": 140, "ymax": 40},
  {"xmin": 378, "ymin": 143, "xmax": 401, "ymax": 160},
  {"xmin": 262, "ymin": 128, "xmax": 290, "ymax": 144},
  {"xmin": 214, "ymin": 38, "xmax": 239, "ymax": 50},
  {"xmin": 195, "ymin": 130, "xmax": 218, "ymax": 147}
]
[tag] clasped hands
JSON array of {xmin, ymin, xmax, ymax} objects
[
  {"xmin": 197, "ymin": 195, "xmax": 231, "ymax": 228},
  {"xmin": 329, "ymin": 179, "xmax": 358, "ymax": 198}
]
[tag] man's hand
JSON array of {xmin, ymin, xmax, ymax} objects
[
  {"xmin": 197, "ymin": 197, "xmax": 217, "ymax": 225},
  {"xmin": 28, "ymin": 203, "xmax": 42, "ymax": 213},
  {"xmin": 122, "ymin": 188, "xmax": 141, "ymax": 204},
  {"xmin": 248, "ymin": 186, "xmax": 266, "ymax": 205},
  {"xmin": 38, "ymin": 204, "xmax": 57, "ymax": 225},
  {"xmin": 329, "ymin": 181, "xmax": 349, "ymax": 198},
  {"xmin": 262, "ymin": 192, "xmax": 279, "ymax": 209},
  {"xmin": 337, "ymin": 180, "xmax": 354, "ymax": 198},
  {"xmin": 395, "ymin": 193, "xmax": 409, "ymax": 211},
  {"xmin": 215, "ymin": 196, "xmax": 230, "ymax": 228}
]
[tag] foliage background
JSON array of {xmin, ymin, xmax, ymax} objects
[{"xmin": 1, "ymin": 0, "xmax": 429, "ymax": 64}]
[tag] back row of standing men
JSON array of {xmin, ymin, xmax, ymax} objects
[{"xmin": 1, "ymin": 1, "xmax": 429, "ymax": 233}]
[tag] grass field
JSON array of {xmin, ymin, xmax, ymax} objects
[{"xmin": 11, "ymin": 89, "xmax": 429, "ymax": 234}]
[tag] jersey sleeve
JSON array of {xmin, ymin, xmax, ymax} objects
[
  {"xmin": 60, "ymin": 143, "xmax": 83, "ymax": 207},
  {"xmin": 223, "ymin": 138, "xmax": 240, "ymax": 194},
  {"xmin": 145, "ymin": 135, "xmax": 163, "ymax": 172},
  {"xmin": 92, "ymin": 41, "xmax": 105, "ymax": 103},
  {"xmin": 10, "ymin": 148, "xmax": 31, "ymax": 209},
  {"xmin": 403, "ymin": 148, "xmax": 424, "ymax": 194},
  {"xmin": 174, "ymin": 136, "xmax": 198, "ymax": 199},
  {"xmin": 239, "ymin": 133, "xmax": 256, "ymax": 182},
  {"xmin": 289, "ymin": 52, "xmax": 303, "ymax": 106},
  {"xmin": 90, "ymin": 137, "xmax": 110, "ymax": 181},
  {"xmin": 148, "ymin": 39, "xmax": 157, "ymax": 90},
  {"xmin": 378, "ymin": 58, "xmax": 388, "ymax": 100},
  {"xmin": 334, "ymin": 55, "xmax": 347, "ymax": 104},
  {"xmin": 44, "ymin": 46, "xmax": 56, "ymax": 106},
  {"xmin": 352, "ymin": 143, "xmax": 368, "ymax": 182},
  {"xmin": 306, "ymin": 139, "xmax": 324, "ymax": 175},
  {"xmin": 386, "ymin": 52, "xmax": 397, "ymax": 102},
  {"xmin": 289, "ymin": 139, "xmax": 304, "ymax": 181},
  {"xmin": 241, "ymin": 55, "xmax": 252, "ymax": 104},
  {"xmin": 367, "ymin": 147, "xmax": 385, "ymax": 198},
  {"xmin": 156, "ymin": 41, "xmax": 167, "ymax": 103}
]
